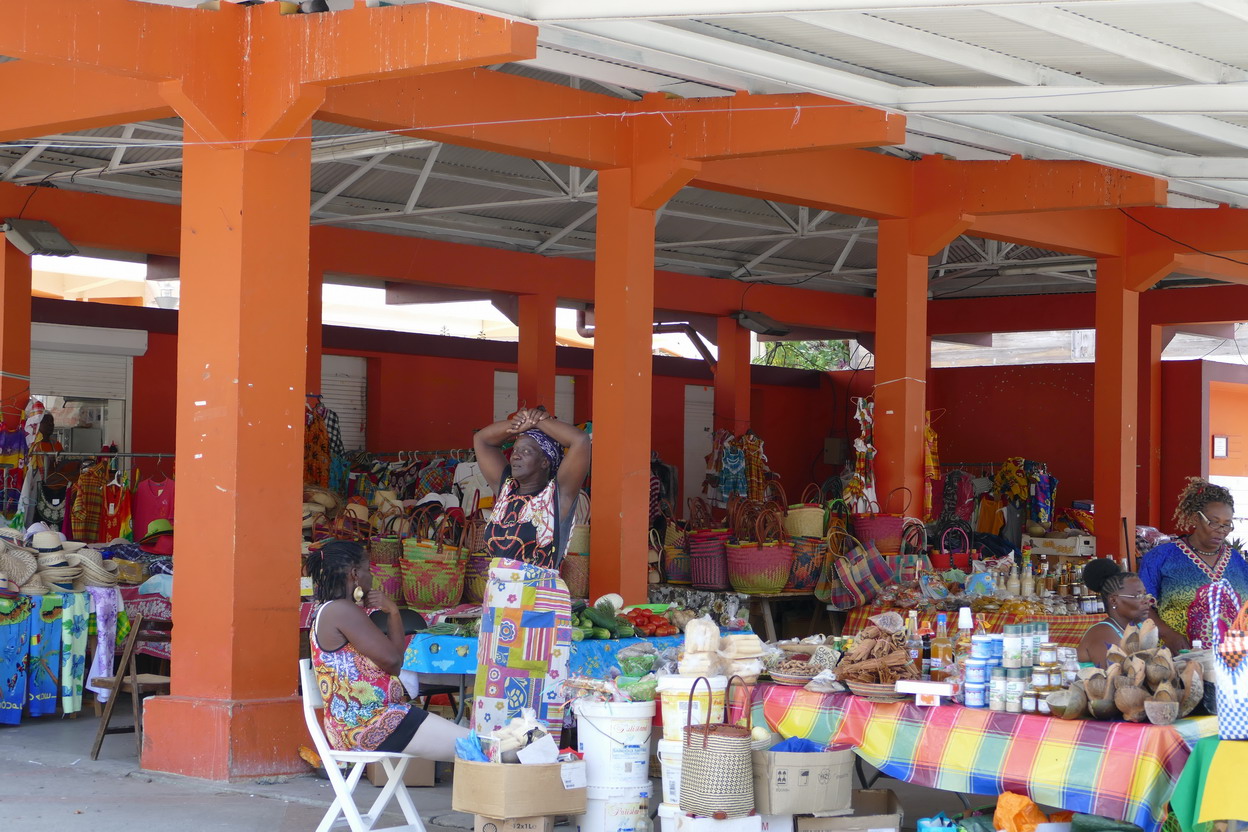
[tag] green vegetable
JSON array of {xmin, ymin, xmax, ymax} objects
[
  {"xmin": 423, "ymin": 623, "xmax": 459, "ymax": 635},
  {"xmin": 592, "ymin": 627, "xmax": 612, "ymax": 640},
  {"xmin": 616, "ymin": 624, "xmax": 635, "ymax": 638},
  {"xmin": 570, "ymin": 628, "xmax": 584, "ymax": 642},
  {"xmin": 583, "ymin": 604, "xmax": 620, "ymax": 635}
]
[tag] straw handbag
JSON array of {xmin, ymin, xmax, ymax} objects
[
  {"xmin": 725, "ymin": 505, "xmax": 793, "ymax": 595},
  {"xmin": 462, "ymin": 554, "xmax": 493, "ymax": 604},
  {"xmin": 784, "ymin": 534, "xmax": 826, "ymax": 592},
  {"xmin": 784, "ymin": 483, "xmax": 827, "ymax": 538},
  {"xmin": 852, "ymin": 487, "xmax": 913, "ymax": 555},
  {"xmin": 827, "ymin": 529, "xmax": 896, "ymax": 608},
  {"xmin": 680, "ymin": 676, "xmax": 754, "ymax": 819},
  {"xmin": 560, "ymin": 553, "xmax": 590, "ymax": 598}
]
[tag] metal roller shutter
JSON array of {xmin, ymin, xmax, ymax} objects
[
  {"xmin": 30, "ymin": 350, "xmax": 131, "ymax": 400},
  {"xmin": 322, "ymin": 355, "xmax": 368, "ymax": 452}
]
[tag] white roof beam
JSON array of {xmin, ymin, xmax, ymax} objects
[
  {"xmin": 988, "ymin": 6, "xmax": 1247, "ymax": 84},
  {"xmin": 310, "ymin": 152, "xmax": 390, "ymax": 215},
  {"xmin": 454, "ymin": 0, "xmax": 1167, "ymax": 21},
  {"xmin": 898, "ymin": 83, "xmax": 1248, "ymax": 113},
  {"xmin": 525, "ymin": 46, "xmax": 729, "ymax": 97}
]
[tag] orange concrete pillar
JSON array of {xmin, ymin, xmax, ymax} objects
[
  {"xmin": 517, "ymin": 292, "xmax": 557, "ymax": 413},
  {"xmin": 141, "ymin": 128, "xmax": 312, "ymax": 780},
  {"xmin": 306, "ymin": 262, "xmax": 324, "ymax": 398},
  {"xmin": 1138, "ymin": 323, "xmax": 1164, "ymax": 529},
  {"xmin": 1093, "ymin": 259, "xmax": 1140, "ymax": 563},
  {"xmin": 588, "ymin": 168, "xmax": 663, "ymax": 604},
  {"xmin": 0, "ymin": 238, "xmax": 31, "ymax": 422},
  {"xmin": 714, "ymin": 316, "xmax": 752, "ymax": 434},
  {"xmin": 872, "ymin": 219, "xmax": 928, "ymax": 504}
]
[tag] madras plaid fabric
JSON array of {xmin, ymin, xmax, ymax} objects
[
  {"xmin": 739, "ymin": 685, "xmax": 1219, "ymax": 832},
  {"xmin": 844, "ymin": 606, "xmax": 1104, "ymax": 649},
  {"xmin": 69, "ymin": 464, "xmax": 109, "ymax": 542}
]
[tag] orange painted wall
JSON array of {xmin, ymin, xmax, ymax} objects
[
  {"xmin": 1160, "ymin": 361, "xmax": 1205, "ymax": 531},
  {"xmin": 1209, "ymin": 380, "xmax": 1248, "ymax": 477}
]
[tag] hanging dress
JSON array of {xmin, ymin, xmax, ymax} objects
[
  {"xmin": 304, "ymin": 404, "xmax": 330, "ymax": 488},
  {"xmin": 134, "ymin": 478, "xmax": 175, "ymax": 555},
  {"xmin": 99, "ymin": 484, "xmax": 133, "ymax": 543},
  {"xmin": 472, "ymin": 472, "xmax": 574, "ymax": 737},
  {"xmin": 69, "ymin": 464, "xmax": 109, "ymax": 543}
]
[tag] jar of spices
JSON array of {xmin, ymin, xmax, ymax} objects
[
  {"xmin": 1020, "ymin": 623, "xmax": 1035, "ymax": 667},
  {"xmin": 1005, "ymin": 668, "xmax": 1027, "ymax": 713},
  {"xmin": 1002, "ymin": 625, "xmax": 1023, "ymax": 669},
  {"xmin": 1037, "ymin": 692, "xmax": 1052, "ymax": 716},
  {"xmin": 989, "ymin": 666, "xmax": 1007, "ymax": 712},
  {"xmin": 1022, "ymin": 685, "xmax": 1038, "ymax": 714}
]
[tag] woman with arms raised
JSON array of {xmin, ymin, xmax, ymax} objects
[{"xmin": 471, "ymin": 407, "xmax": 591, "ymax": 738}]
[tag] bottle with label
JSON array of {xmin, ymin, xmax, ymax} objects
[
  {"xmin": 955, "ymin": 607, "xmax": 975, "ymax": 662},
  {"xmin": 1021, "ymin": 565, "xmax": 1036, "ymax": 599},
  {"xmin": 930, "ymin": 613, "xmax": 953, "ymax": 682},
  {"xmin": 1006, "ymin": 567, "xmax": 1021, "ymax": 597},
  {"xmin": 906, "ymin": 610, "xmax": 923, "ymax": 678},
  {"xmin": 922, "ymin": 634, "xmax": 932, "ymax": 678}
]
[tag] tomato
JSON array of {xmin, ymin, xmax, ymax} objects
[{"xmin": 657, "ymin": 624, "xmax": 678, "ymax": 637}]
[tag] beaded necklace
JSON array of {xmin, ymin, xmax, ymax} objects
[{"xmin": 1177, "ymin": 537, "xmax": 1230, "ymax": 581}]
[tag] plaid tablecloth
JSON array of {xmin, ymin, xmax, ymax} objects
[
  {"xmin": 844, "ymin": 606, "xmax": 1103, "ymax": 649},
  {"xmin": 741, "ymin": 684, "xmax": 1219, "ymax": 832}
]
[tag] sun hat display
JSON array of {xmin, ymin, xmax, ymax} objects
[
  {"xmin": 304, "ymin": 485, "xmax": 343, "ymax": 518},
  {"xmin": 139, "ymin": 519, "xmax": 174, "ymax": 543},
  {"xmin": 31, "ymin": 531, "xmax": 87, "ymax": 555},
  {"xmin": 31, "ymin": 531, "xmax": 87, "ymax": 592},
  {"xmin": 18, "ymin": 570, "xmax": 47, "ymax": 596},
  {"xmin": 0, "ymin": 541, "xmax": 37, "ymax": 586},
  {"xmin": 73, "ymin": 547, "xmax": 119, "ymax": 587}
]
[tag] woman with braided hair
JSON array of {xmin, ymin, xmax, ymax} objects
[
  {"xmin": 1137, "ymin": 477, "xmax": 1248, "ymax": 650},
  {"xmin": 1077, "ymin": 559, "xmax": 1153, "ymax": 666},
  {"xmin": 308, "ymin": 540, "xmax": 468, "ymax": 756}
]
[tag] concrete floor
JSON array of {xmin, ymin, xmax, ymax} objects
[{"xmin": 0, "ymin": 699, "xmax": 996, "ymax": 830}]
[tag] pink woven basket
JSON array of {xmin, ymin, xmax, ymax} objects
[
  {"xmin": 370, "ymin": 562, "xmax": 402, "ymax": 604},
  {"xmin": 852, "ymin": 487, "xmax": 912, "ymax": 555},
  {"xmin": 689, "ymin": 529, "xmax": 731, "ymax": 591},
  {"xmin": 399, "ymin": 554, "xmax": 466, "ymax": 610},
  {"xmin": 725, "ymin": 509, "xmax": 793, "ymax": 595}
]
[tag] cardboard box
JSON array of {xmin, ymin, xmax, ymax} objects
[
  {"xmin": 753, "ymin": 748, "xmax": 854, "ymax": 815},
  {"xmin": 474, "ymin": 817, "xmax": 554, "ymax": 832},
  {"xmin": 364, "ymin": 758, "xmax": 436, "ymax": 788},
  {"xmin": 1021, "ymin": 535, "xmax": 1095, "ymax": 558},
  {"xmin": 797, "ymin": 790, "xmax": 902, "ymax": 832},
  {"xmin": 452, "ymin": 759, "xmax": 587, "ymax": 819},
  {"xmin": 761, "ymin": 815, "xmax": 795, "ymax": 832}
]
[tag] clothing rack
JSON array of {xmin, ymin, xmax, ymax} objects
[
  {"xmin": 27, "ymin": 452, "xmax": 176, "ymax": 459},
  {"xmin": 368, "ymin": 449, "xmax": 473, "ymax": 458}
]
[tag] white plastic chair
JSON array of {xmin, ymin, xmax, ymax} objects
[{"xmin": 299, "ymin": 659, "xmax": 429, "ymax": 832}]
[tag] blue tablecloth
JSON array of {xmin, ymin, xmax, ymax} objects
[{"xmin": 402, "ymin": 633, "xmax": 685, "ymax": 678}]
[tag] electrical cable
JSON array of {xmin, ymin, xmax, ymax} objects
[{"xmin": 1118, "ymin": 209, "xmax": 1248, "ymax": 268}]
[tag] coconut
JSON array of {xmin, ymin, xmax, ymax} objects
[
  {"xmin": 1127, "ymin": 657, "xmax": 1148, "ymax": 688},
  {"xmin": 1179, "ymin": 663, "xmax": 1205, "ymax": 718},
  {"xmin": 1145, "ymin": 653, "xmax": 1175, "ymax": 690},
  {"xmin": 1115, "ymin": 685, "xmax": 1148, "ymax": 722},
  {"xmin": 1048, "ymin": 683, "xmax": 1088, "ymax": 720},
  {"xmin": 1139, "ymin": 619, "xmax": 1160, "ymax": 651},
  {"xmin": 1088, "ymin": 697, "xmax": 1122, "ymax": 720},
  {"xmin": 1084, "ymin": 671, "xmax": 1110, "ymax": 701},
  {"xmin": 1151, "ymin": 681, "xmax": 1177, "ymax": 703},
  {"xmin": 1106, "ymin": 644, "xmax": 1129, "ymax": 668},
  {"xmin": 1144, "ymin": 700, "xmax": 1180, "ymax": 726}
]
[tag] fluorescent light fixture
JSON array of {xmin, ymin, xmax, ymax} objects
[
  {"xmin": 2, "ymin": 219, "xmax": 79, "ymax": 257},
  {"xmin": 733, "ymin": 310, "xmax": 791, "ymax": 337}
]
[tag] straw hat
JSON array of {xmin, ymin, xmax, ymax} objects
[
  {"xmin": 31, "ymin": 531, "xmax": 87, "ymax": 556},
  {"xmin": 18, "ymin": 571, "xmax": 47, "ymax": 596},
  {"xmin": 304, "ymin": 485, "xmax": 343, "ymax": 518},
  {"xmin": 0, "ymin": 542, "xmax": 37, "ymax": 586},
  {"xmin": 0, "ymin": 526, "xmax": 30, "ymax": 548},
  {"xmin": 71, "ymin": 548, "xmax": 119, "ymax": 588}
]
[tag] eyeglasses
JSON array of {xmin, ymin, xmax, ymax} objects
[
  {"xmin": 1116, "ymin": 593, "xmax": 1155, "ymax": 603},
  {"xmin": 1197, "ymin": 511, "xmax": 1234, "ymax": 532}
]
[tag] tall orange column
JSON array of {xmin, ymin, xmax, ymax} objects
[
  {"xmin": 306, "ymin": 261, "xmax": 324, "ymax": 398},
  {"xmin": 0, "ymin": 239, "xmax": 32, "ymax": 416},
  {"xmin": 1093, "ymin": 259, "xmax": 1140, "ymax": 563},
  {"xmin": 714, "ymin": 316, "xmax": 752, "ymax": 434},
  {"xmin": 872, "ymin": 219, "xmax": 928, "ymax": 504},
  {"xmin": 588, "ymin": 168, "xmax": 668, "ymax": 603},
  {"xmin": 517, "ymin": 292, "xmax": 557, "ymax": 412},
  {"xmin": 1138, "ymin": 323, "xmax": 1164, "ymax": 529},
  {"xmin": 141, "ymin": 128, "xmax": 313, "ymax": 780}
]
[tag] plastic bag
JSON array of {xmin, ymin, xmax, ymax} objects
[
  {"xmin": 728, "ymin": 657, "xmax": 765, "ymax": 680},
  {"xmin": 994, "ymin": 792, "xmax": 1049, "ymax": 832},
  {"xmin": 684, "ymin": 615, "xmax": 719, "ymax": 653},
  {"xmin": 804, "ymin": 669, "xmax": 847, "ymax": 694},
  {"xmin": 455, "ymin": 732, "xmax": 488, "ymax": 762},
  {"xmin": 678, "ymin": 650, "xmax": 723, "ymax": 677}
]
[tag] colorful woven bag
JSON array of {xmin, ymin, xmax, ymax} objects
[
  {"xmin": 726, "ymin": 506, "xmax": 793, "ymax": 595},
  {"xmin": 370, "ymin": 535, "xmax": 402, "ymax": 566},
  {"xmin": 852, "ymin": 487, "xmax": 912, "ymax": 555},
  {"xmin": 369, "ymin": 562, "xmax": 402, "ymax": 604},
  {"xmin": 828, "ymin": 529, "xmax": 895, "ymax": 608},
  {"xmin": 462, "ymin": 554, "xmax": 493, "ymax": 604},
  {"xmin": 784, "ymin": 535, "xmax": 826, "ymax": 592}
]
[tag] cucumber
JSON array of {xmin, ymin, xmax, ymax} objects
[
  {"xmin": 570, "ymin": 628, "xmax": 584, "ymax": 642},
  {"xmin": 591, "ymin": 627, "xmax": 612, "ymax": 640},
  {"xmin": 583, "ymin": 605, "xmax": 620, "ymax": 635},
  {"xmin": 616, "ymin": 624, "xmax": 635, "ymax": 638}
]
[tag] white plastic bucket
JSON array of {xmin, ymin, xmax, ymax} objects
[
  {"xmin": 658, "ymin": 806, "xmax": 763, "ymax": 832},
  {"xmin": 655, "ymin": 675, "xmax": 727, "ymax": 742},
  {"xmin": 576, "ymin": 784, "xmax": 652, "ymax": 832},
  {"xmin": 658, "ymin": 803, "xmax": 682, "ymax": 832},
  {"xmin": 575, "ymin": 699, "xmax": 656, "ymax": 787},
  {"xmin": 657, "ymin": 738, "xmax": 684, "ymax": 805}
]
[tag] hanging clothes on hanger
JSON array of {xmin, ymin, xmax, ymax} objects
[
  {"xmin": 923, "ymin": 412, "xmax": 940, "ymax": 523},
  {"xmin": 134, "ymin": 474, "xmax": 174, "ymax": 555},
  {"xmin": 718, "ymin": 440, "xmax": 747, "ymax": 500},
  {"xmin": 99, "ymin": 476, "xmax": 133, "ymax": 543},
  {"xmin": 69, "ymin": 462, "xmax": 109, "ymax": 542},
  {"xmin": 303, "ymin": 401, "xmax": 330, "ymax": 488}
]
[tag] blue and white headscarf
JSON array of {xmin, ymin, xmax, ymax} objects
[{"xmin": 522, "ymin": 429, "xmax": 564, "ymax": 476}]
